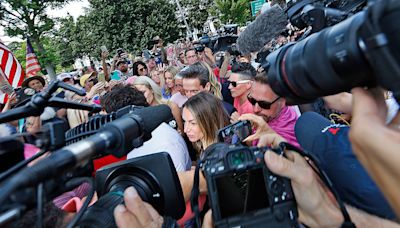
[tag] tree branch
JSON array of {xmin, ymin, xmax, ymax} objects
[
  {"xmin": 2, "ymin": 18, "xmax": 22, "ymax": 28},
  {"xmin": 1, "ymin": 6, "xmax": 24, "ymax": 21}
]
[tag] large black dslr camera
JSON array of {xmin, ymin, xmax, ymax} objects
[
  {"xmin": 78, "ymin": 152, "xmax": 185, "ymax": 227},
  {"xmin": 202, "ymin": 143, "xmax": 298, "ymax": 228},
  {"xmin": 263, "ymin": 0, "xmax": 400, "ymax": 105}
]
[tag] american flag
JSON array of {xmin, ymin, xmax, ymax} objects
[
  {"xmin": 26, "ymin": 39, "xmax": 41, "ymax": 77},
  {"xmin": 0, "ymin": 41, "xmax": 25, "ymax": 104}
]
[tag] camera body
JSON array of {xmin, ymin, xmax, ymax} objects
[
  {"xmin": 263, "ymin": 0, "xmax": 400, "ymax": 105},
  {"xmin": 286, "ymin": 0, "xmax": 366, "ymax": 32},
  {"xmin": 202, "ymin": 143, "xmax": 298, "ymax": 228},
  {"xmin": 79, "ymin": 152, "xmax": 185, "ymax": 227},
  {"xmin": 213, "ymin": 35, "xmax": 238, "ymax": 54},
  {"xmin": 194, "ymin": 44, "xmax": 206, "ymax": 53}
]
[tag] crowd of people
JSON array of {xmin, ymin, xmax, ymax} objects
[{"xmin": 1, "ymin": 18, "xmax": 400, "ymax": 228}]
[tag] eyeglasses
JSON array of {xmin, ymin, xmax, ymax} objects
[
  {"xmin": 138, "ymin": 67, "xmax": 146, "ymax": 72},
  {"xmin": 229, "ymin": 80, "xmax": 251, "ymax": 87},
  {"xmin": 247, "ymin": 94, "xmax": 281, "ymax": 109}
]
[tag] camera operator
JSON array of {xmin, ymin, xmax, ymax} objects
[
  {"xmin": 295, "ymin": 107, "xmax": 397, "ymax": 221},
  {"xmin": 151, "ymin": 36, "xmax": 168, "ymax": 64},
  {"xmin": 196, "ymin": 45, "xmax": 216, "ymax": 69}
]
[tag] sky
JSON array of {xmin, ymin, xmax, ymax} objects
[{"xmin": 0, "ymin": 0, "xmax": 89, "ymax": 44}]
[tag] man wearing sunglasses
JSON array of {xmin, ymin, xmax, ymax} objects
[
  {"xmin": 247, "ymin": 74, "xmax": 299, "ymax": 146},
  {"xmin": 228, "ymin": 62, "xmax": 257, "ymax": 122}
]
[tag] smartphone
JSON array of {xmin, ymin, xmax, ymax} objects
[
  {"xmin": 97, "ymin": 73, "xmax": 106, "ymax": 82},
  {"xmin": 218, "ymin": 120, "xmax": 252, "ymax": 145},
  {"xmin": 0, "ymin": 82, "xmax": 14, "ymax": 95},
  {"xmin": 155, "ymin": 56, "xmax": 162, "ymax": 65}
]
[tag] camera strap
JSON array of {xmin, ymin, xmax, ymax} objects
[
  {"xmin": 190, "ymin": 160, "xmax": 202, "ymax": 228},
  {"xmin": 279, "ymin": 142, "xmax": 355, "ymax": 228}
]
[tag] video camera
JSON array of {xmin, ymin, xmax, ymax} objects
[
  {"xmin": 0, "ymin": 102, "xmax": 181, "ymax": 227},
  {"xmin": 78, "ymin": 152, "xmax": 185, "ymax": 227},
  {"xmin": 262, "ymin": 0, "xmax": 400, "ymax": 104},
  {"xmin": 200, "ymin": 143, "xmax": 298, "ymax": 227},
  {"xmin": 198, "ymin": 24, "xmax": 240, "ymax": 55},
  {"xmin": 286, "ymin": 0, "xmax": 366, "ymax": 32}
]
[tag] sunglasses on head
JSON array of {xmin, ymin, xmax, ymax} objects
[
  {"xmin": 229, "ymin": 80, "xmax": 251, "ymax": 87},
  {"xmin": 247, "ymin": 94, "xmax": 280, "ymax": 109}
]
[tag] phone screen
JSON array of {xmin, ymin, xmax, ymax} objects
[
  {"xmin": 218, "ymin": 121, "xmax": 252, "ymax": 144},
  {"xmin": 98, "ymin": 73, "xmax": 106, "ymax": 82}
]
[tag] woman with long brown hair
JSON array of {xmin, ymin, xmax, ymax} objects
[{"xmin": 182, "ymin": 92, "xmax": 230, "ymax": 156}]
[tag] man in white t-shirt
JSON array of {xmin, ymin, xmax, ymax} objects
[
  {"xmin": 127, "ymin": 123, "xmax": 191, "ymax": 171},
  {"xmin": 100, "ymin": 85, "xmax": 191, "ymax": 171}
]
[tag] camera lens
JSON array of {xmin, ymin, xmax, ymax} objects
[
  {"xmin": 105, "ymin": 167, "xmax": 163, "ymax": 212},
  {"xmin": 266, "ymin": 12, "xmax": 376, "ymax": 104}
]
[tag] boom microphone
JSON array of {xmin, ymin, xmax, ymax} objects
[
  {"xmin": 0, "ymin": 105, "xmax": 173, "ymax": 205},
  {"xmin": 237, "ymin": 5, "xmax": 288, "ymax": 54}
]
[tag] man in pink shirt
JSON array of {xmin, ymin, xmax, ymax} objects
[
  {"xmin": 246, "ymin": 74, "xmax": 300, "ymax": 147},
  {"xmin": 228, "ymin": 62, "xmax": 257, "ymax": 123}
]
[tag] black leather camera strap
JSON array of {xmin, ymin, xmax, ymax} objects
[{"xmin": 279, "ymin": 142, "xmax": 355, "ymax": 228}]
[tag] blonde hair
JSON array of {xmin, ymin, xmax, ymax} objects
[
  {"xmin": 133, "ymin": 76, "xmax": 166, "ymax": 105},
  {"xmin": 150, "ymin": 69, "xmax": 165, "ymax": 88},
  {"xmin": 164, "ymin": 66, "xmax": 181, "ymax": 96},
  {"xmin": 199, "ymin": 61, "xmax": 222, "ymax": 99},
  {"xmin": 183, "ymin": 92, "xmax": 229, "ymax": 155}
]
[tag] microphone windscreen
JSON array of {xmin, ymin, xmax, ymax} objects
[{"xmin": 237, "ymin": 5, "xmax": 288, "ymax": 54}]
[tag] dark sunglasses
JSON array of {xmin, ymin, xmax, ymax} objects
[
  {"xmin": 247, "ymin": 94, "xmax": 280, "ymax": 109},
  {"xmin": 229, "ymin": 80, "xmax": 251, "ymax": 87},
  {"xmin": 138, "ymin": 67, "xmax": 146, "ymax": 72}
]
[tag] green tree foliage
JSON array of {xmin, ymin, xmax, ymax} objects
[
  {"xmin": 58, "ymin": 0, "xmax": 183, "ymax": 58},
  {"xmin": 212, "ymin": 0, "xmax": 252, "ymax": 25},
  {"xmin": 0, "ymin": 0, "xmax": 71, "ymax": 78},
  {"xmin": 8, "ymin": 39, "xmax": 69, "ymax": 74},
  {"xmin": 7, "ymin": 41, "xmax": 27, "ymax": 69},
  {"xmin": 179, "ymin": 0, "xmax": 214, "ymax": 31},
  {"xmin": 52, "ymin": 16, "xmax": 77, "ymax": 68}
]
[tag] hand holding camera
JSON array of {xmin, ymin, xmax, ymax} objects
[
  {"xmin": 114, "ymin": 187, "xmax": 164, "ymax": 228},
  {"xmin": 257, "ymin": 132, "xmax": 344, "ymax": 227},
  {"xmin": 349, "ymin": 87, "xmax": 400, "ymax": 215}
]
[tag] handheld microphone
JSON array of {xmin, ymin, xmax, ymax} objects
[
  {"xmin": 0, "ymin": 105, "xmax": 173, "ymax": 204},
  {"xmin": 237, "ymin": 5, "xmax": 288, "ymax": 54}
]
